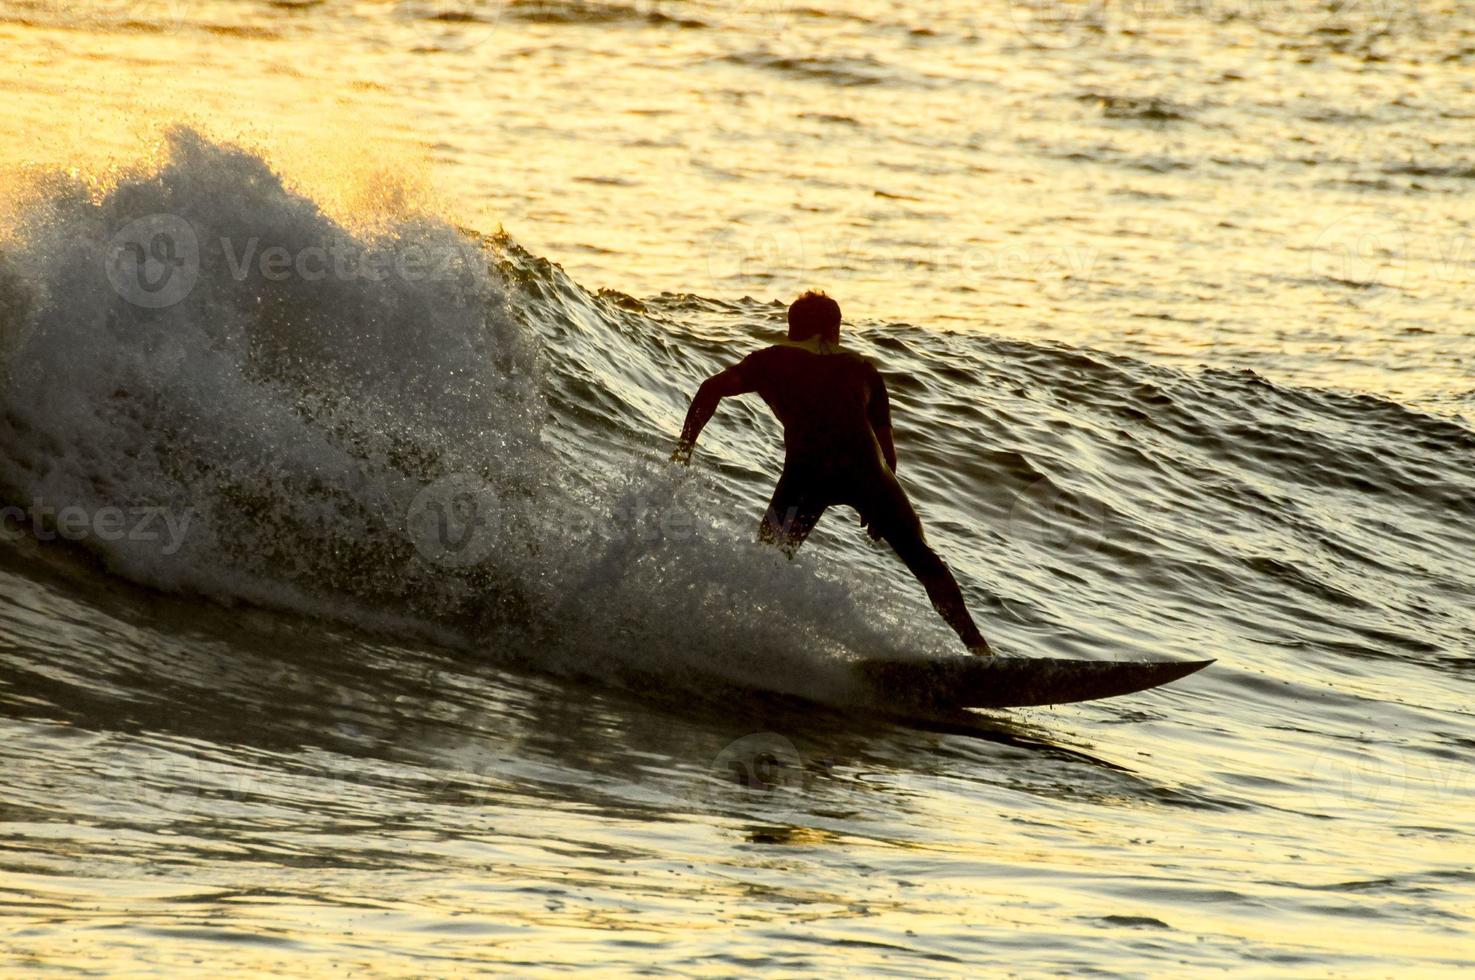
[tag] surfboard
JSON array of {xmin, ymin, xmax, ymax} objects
[{"xmin": 856, "ymin": 655, "xmax": 1213, "ymax": 710}]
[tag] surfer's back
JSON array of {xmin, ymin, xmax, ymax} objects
[{"xmin": 734, "ymin": 343, "xmax": 888, "ymax": 467}]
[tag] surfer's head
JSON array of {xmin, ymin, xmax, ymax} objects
[{"xmin": 788, "ymin": 291, "xmax": 841, "ymax": 346}]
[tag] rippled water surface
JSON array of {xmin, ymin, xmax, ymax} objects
[{"xmin": 2, "ymin": 1, "xmax": 1473, "ymax": 975}]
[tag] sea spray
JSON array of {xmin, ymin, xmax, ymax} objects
[{"xmin": 0, "ymin": 127, "xmax": 919, "ymax": 704}]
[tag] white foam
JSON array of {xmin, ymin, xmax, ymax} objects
[{"xmin": 0, "ymin": 128, "xmax": 927, "ymax": 706}]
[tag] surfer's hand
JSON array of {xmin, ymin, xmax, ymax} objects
[
  {"xmin": 859, "ymin": 514, "xmax": 883, "ymax": 541},
  {"xmin": 670, "ymin": 440, "xmax": 694, "ymax": 466}
]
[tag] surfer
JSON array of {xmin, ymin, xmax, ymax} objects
[{"xmin": 672, "ymin": 291, "xmax": 993, "ymax": 656}]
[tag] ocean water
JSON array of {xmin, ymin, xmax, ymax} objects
[{"xmin": 1, "ymin": 1, "xmax": 1473, "ymax": 974}]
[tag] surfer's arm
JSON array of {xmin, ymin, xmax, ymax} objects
[
  {"xmin": 869, "ymin": 370, "xmax": 897, "ymax": 473},
  {"xmin": 875, "ymin": 422, "xmax": 897, "ymax": 473},
  {"xmin": 672, "ymin": 368, "xmax": 752, "ymax": 464}
]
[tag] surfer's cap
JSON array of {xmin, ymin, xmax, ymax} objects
[{"xmin": 788, "ymin": 291, "xmax": 841, "ymax": 345}]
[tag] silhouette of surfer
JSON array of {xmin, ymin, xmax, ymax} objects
[{"xmin": 672, "ymin": 291, "xmax": 992, "ymax": 655}]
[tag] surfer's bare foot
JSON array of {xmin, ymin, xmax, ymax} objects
[{"xmin": 967, "ymin": 641, "xmax": 994, "ymax": 657}]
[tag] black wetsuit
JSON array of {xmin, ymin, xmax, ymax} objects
[
  {"xmin": 679, "ymin": 338, "xmax": 987, "ymax": 649},
  {"xmin": 732, "ymin": 344, "xmax": 930, "ymax": 562}
]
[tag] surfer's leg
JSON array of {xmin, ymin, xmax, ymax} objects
[
  {"xmin": 868, "ymin": 480, "xmax": 990, "ymax": 652},
  {"xmin": 759, "ymin": 474, "xmax": 826, "ymax": 558}
]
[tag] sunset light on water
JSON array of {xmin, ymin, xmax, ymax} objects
[{"xmin": 1, "ymin": 2, "xmax": 1472, "ymax": 974}]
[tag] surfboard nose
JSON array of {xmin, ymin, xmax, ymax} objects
[{"xmin": 858, "ymin": 656, "xmax": 1216, "ymax": 710}]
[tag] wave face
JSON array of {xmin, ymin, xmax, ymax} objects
[{"xmin": 0, "ymin": 128, "xmax": 925, "ymax": 704}]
